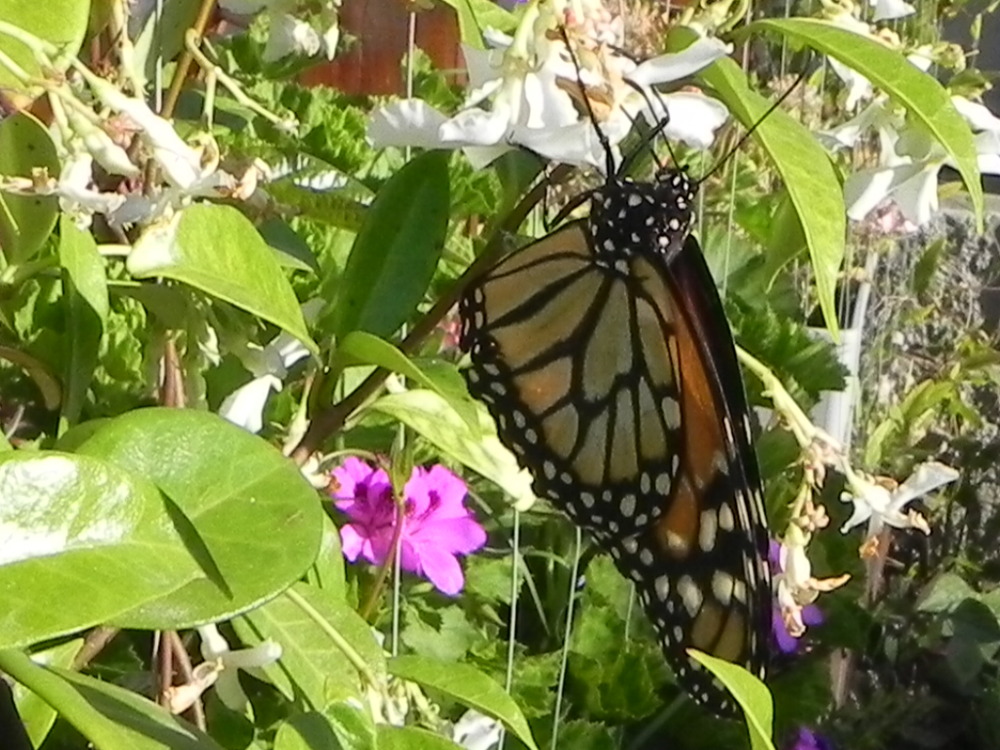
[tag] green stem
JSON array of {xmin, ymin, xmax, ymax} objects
[
  {"xmin": 284, "ymin": 588, "xmax": 379, "ymax": 688},
  {"xmin": 359, "ymin": 495, "xmax": 407, "ymax": 622}
]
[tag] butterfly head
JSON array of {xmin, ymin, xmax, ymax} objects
[{"xmin": 587, "ymin": 167, "xmax": 697, "ymax": 264}]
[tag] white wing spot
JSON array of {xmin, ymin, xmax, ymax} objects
[
  {"xmin": 581, "ymin": 492, "xmax": 595, "ymax": 508},
  {"xmin": 655, "ymin": 472, "xmax": 671, "ymax": 494},
  {"xmin": 620, "ymin": 494, "xmax": 636, "ymax": 517},
  {"xmin": 639, "ymin": 548, "xmax": 654, "ymax": 566},
  {"xmin": 655, "ymin": 575, "xmax": 670, "ymax": 601},
  {"xmin": 718, "ymin": 503, "xmax": 735, "ymax": 531},
  {"xmin": 699, "ymin": 509, "xmax": 718, "ymax": 552},
  {"xmin": 678, "ymin": 575, "xmax": 703, "ymax": 615},
  {"xmin": 712, "ymin": 571, "xmax": 735, "ymax": 605}
]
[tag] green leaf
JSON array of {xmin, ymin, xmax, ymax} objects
[
  {"xmin": 0, "ymin": 344, "xmax": 62, "ymax": 409},
  {"xmin": 306, "ymin": 514, "xmax": 346, "ymax": 598},
  {"xmin": 259, "ymin": 217, "xmax": 321, "ymax": 273},
  {"xmin": 338, "ymin": 332, "xmax": 479, "ymax": 429},
  {"xmin": 275, "ymin": 712, "xmax": 344, "ymax": 750},
  {"xmin": 323, "ymin": 699, "xmax": 377, "ymax": 750},
  {"xmin": 401, "ymin": 605, "xmax": 479, "ymax": 663},
  {"xmin": 368, "ymin": 389, "xmax": 536, "ymax": 510},
  {"xmin": 333, "ymin": 151, "xmax": 449, "ymax": 340},
  {"xmin": 377, "ymin": 725, "xmax": 463, "ymax": 750},
  {"xmin": 0, "ymin": 112, "xmax": 59, "ymax": 263},
  {"xmin": 59, "ymin": 217, "xmax": 109, "ymax": 426},
  {"xmin": 0, "ymin": 451, "xmax": 200, "ymax": 648},
  {"xmin": 235, "ymin": 582, "xmax": 386, "ymax": 708},
  {"xmin": 744, "ymin": 18, "xmax": 984, "ymax": 233},
  {"xmin": 388, "ymin": 655, "xmax": 539, "ymax": 750},
  {"xmin": 0, "ymin": 0, "xmax": 90, "ymax": 95},
  {"xmin": 75, "ymin": 408, "xmax": 323, "ymax": 628},
  {"xmin": 127, "ymin": 204, "xmax": 317, "ymax": 355},
  {"xmin": 678, "ymin": 28, "xmax": 845, "ymax": 336},
  {"xmin": 0, "ymin": 649, "xmax": 223, "ymax": 749},
  {"xmin": 688, "ymin": 651, "xmax": 775, "ymax": 750},
  {"xmin": 12, "ymin": 638, "xmax": 82, "ymax": 748},
  {"xmin": 436, "ymin": 0, "xmax": 517, "ymax": 49},
  {"xmin": 917, "ymin": 572, "xmax": 978, "ymax": 613}
]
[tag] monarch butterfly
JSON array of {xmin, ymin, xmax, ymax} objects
[{"xmin": 457, "ymin": 129, "xmax": 772, "ymax": 711}]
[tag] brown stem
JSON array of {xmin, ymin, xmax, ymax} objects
[
  {"xmin": 289, "ymin": 165, "xmax": 569, "ymax": 465},
  {"xmin": 167, "ymin": 631, "xmax": 205, "ymax": 731},
  {"xmin": 161, "ymin": 0, "xmax": 218, "ymax": 118},
  {"xmin": 71, "ymin": 626, "xmax": 120, "ymax": 671},
  {"xmin": 155, "ymin": 631, "xmax": 174, "ymax": 706},
  {"xmin": 160, "ymin": 337, "xmax": 186, "ymax": 408}
]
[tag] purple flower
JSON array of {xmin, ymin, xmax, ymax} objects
[
  {"xmin": 331, "ymin": 458, "xmax": 487, "ymax": 595},
  {"xmin": 786, "ymin": 727, "xmax": 833, "ymax": 750},
  {"xmin": 769, "ymin": 541, "xmax": 823, "ymax": 653}
]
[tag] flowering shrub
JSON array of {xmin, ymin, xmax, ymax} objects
[{"xmin": 0, "ymin": 0, "xmax": 995, "ymax": 748}]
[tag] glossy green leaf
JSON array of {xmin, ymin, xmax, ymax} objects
[
  {"xmin": 333, "ymin": 151, "xmax": 449, "ymax": 339},
  {"xmin": 0, "ymin": 112, "xmax": 59, "ymax": 263},
  {"xmin": 275, "ymin": 712, "xmax": 343, "ymax": 750},
  {"xmin": 388, "ymin": 655, "xmax": 538, "ymax": 750},
  {"xmin": 0, "ymin": 451, "xmax": 200, "ymax": 648},
  {"xmin": 322, "ymin": 699, "xmax": 377, "ymax": 750},
  {"xmin": 236, "ymin": 582, "xmax": 386, "ymax": 708},
  {"xmin": 75, "ymin": 408, "xmax": 323, "ymax": 628},
  {"xmin": 338, "ymin": 331, "xmax": 479, "ymax": 429},
  {"xmin": 745, "ymin": 18, "xmax": 984, "ymax": 233},
  {"xmin": 688, "ymin": 651, "xmax": 775, "ymax": 750},
  {"xmin": 0, "ymin": 649, "xmax": 223, "ymax": 749},
  {"xmin": 12, "ymin": 638, "xmax": 82, "ymax": 748},
  {"xmin": 127, "ymin": 204, "xmax": 317, "ymax": 354},
  {"xmin": 675, "ymin": 27, "xmax": 844, "ymax": 336},
  {"xmin": 59, "ymin": 218, "xmax": 109, "ymax": 426},
  {"xmin": 367, "ymin": 389, "xmax": 536, "ymax": 510},
  {"xmin": 377, "ymin": 726, "xmax": 463, "ymax": 750},
  {"xmin": 0, "ymin": 0, "xmax": 90, "ymax": 96}
]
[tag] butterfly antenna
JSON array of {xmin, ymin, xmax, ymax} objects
[
  {"xmin": 559, "ymin": 27, "xmax": 617, "ymax": 178},
  {"xmin": 617, "ymin": 78, "xmax": 678, "ymax": 177},
  {"xmin": 698, "ymin": 66, "xmax": 810, "ymax": 185}
]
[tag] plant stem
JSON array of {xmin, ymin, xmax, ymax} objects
[{"xmin": 161, "ymin": 0, "xmax": 218, "ymax": 118}]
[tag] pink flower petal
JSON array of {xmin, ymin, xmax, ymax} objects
[
  {"xmin": 415, "ymin": 545, "xmax": 465, "ymax": 595},
  {"xmin": 411, "ymin": 516, "xmax": 487, "ymax": 555},
  {"xmin": 340, "ymin": 524, "xmax": 367, "ymax": 562}
]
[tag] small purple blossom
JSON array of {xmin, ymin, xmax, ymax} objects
[
  {"xmin": 786, "ymin": 727, "xmax": 833, "ymax": 750},
  {"xmin": 331, "ymin": 458, "xmax": 487, "ymax": 595},
  {"xmin": 769, "ymin": 541, "xmax": 823, "ymax": 653}
]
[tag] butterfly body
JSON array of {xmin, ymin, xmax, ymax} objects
[{"xmin": 459, "ymin": 166, "xmax": 771, "ymax": 714}]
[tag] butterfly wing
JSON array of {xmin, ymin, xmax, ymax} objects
[
  {"xmin": 605, "ymin": 235, "xmax": 771, "ymax": 714},
  {"xmin": 459, "ymin": 217, "xmax": 770, "ymax": 716}
]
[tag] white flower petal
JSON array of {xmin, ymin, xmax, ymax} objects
[
  {"xmin": 888, "ymin": 461, "xmax": 959, "ymax": 510},
  {"xmin": 829, "ymin": 58, "xmax": 872, "ymax": 110},
  {"xmin": 453, "ymin": 709, "xmax": 503, "ymax": 750},
  {"xmin": 953, "ymin": 96, "xmax": 1000, "ymax": 133},
  {"xmin": 891, "ymin": 163, "xmax": 940, "ymax": 225},
  {"xmin": 840, "ymin": 490, "xmax": 875, "ymax": 532},
  {"xmin": 627, "ymin": 36, "xmax": 733, "ymax": 87},
  {"xmin": 440, "ymin": 107, "xmax": 510, "ymax": 146},
  {"xmin": 873, "ymin": 0, "xmax": 915, "ymax": 21},
  {"xmin": 462, "ymin": 143, "xmax": 515, "ymax": 170},
  {"xmin": 219, "ymin": 375, "xmax": 281, "ymax": 434},
  {"xmin": 656, "ymin": 92, "xmax": 729, "ymax": 150},
  {"xmin": 264, "ymin": 11, "xmax": 321, "ymax": 62},
  {"xmin": 462, "ymin": 45, "xmax": 502, "ymax": 96},
  {"xmin": 367, "ymin": 100, "xmax": 450, "ymax": 149},
  {"xmin": 513, "ymin": 120, "xmax": 612, "ymax": 170}
]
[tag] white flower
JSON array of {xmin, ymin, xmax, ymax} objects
[
  {"xmin": 264, "ymin": 10, "xmax": 322, "ymax": 62},
  {"xmin": 57, "ymin": 152, "xmax": 126, "ymax": 228},
  {"xmin": 843, "ymin": 96, "xmax": 1000, "ymax": 225},
  {"xmin": 219, "ymin": 302, "xmax": 318, "ymax": 433},
  {"xmin": 840, "ymin": 461, "xmax": 959, "ymax": 539},
  {"xmin": 452, "ymin": 710, "xmax": 503, "ymax": 750},
  {"xmin": 367, "ymin": 7, "xmax": 731, "ymax": 171},
  {"xmin": 196, "ymin": 624, "xmax": 282, "ymax": 712},
  {"xmin": 90, "ymin": 79, "xmax": 208, "ymax": 190}
]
